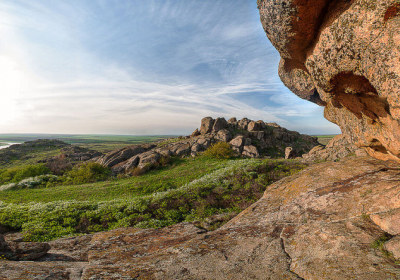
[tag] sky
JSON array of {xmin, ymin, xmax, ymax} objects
[{"xmin": 0, "ymin": 0, "xmax": 341, "ymax": 136}]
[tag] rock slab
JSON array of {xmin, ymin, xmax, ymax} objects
[{"xmin": 2, "ymin": 157, "xmax": 400, "ymax": 279}]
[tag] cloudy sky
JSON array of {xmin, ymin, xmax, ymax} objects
[{"xmin": 0, "ymin": 0, "xmax": 340, "ymax": 135}]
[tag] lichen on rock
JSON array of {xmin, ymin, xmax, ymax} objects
[{"xmin": 258, "ymin": 0, "xmax": 400, "ymax": 161}]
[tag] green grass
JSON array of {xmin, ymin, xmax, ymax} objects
[
  {"xmin": 315, "ymin": 135, "xmax": 337, "ymax": 146},
  {"xmin": 0, "ymin": 157, "xmax": 307, "ymax": 241},
  {"xmin": 0, "ymin": 157, "xmax": 229, "ymax": 203},
  {"xmin": 0, "ymin": 134, "xmax": 174, "ymax": 145}
]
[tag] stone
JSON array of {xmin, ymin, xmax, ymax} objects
[
  {"xmin": 229, "ymin": 135, "xmax": 244, "ymax": 147},
  {"xmin": 212, "ymin": 117, "xmax": 227, "ymax": 133},
  {"xmin": 302, "ymin": 134, "xmax": 367, "ymax": 163},
  {"xmin": 137, "ymin": 152, "xmax": 160, "ymax": 169},
  {"xmin": 215, "ymin": 129, "xmax": 232, "ymax": 142},
  {"xmin": 242, "ymin": 145, "xmax": 259, "ymax": 158},
  {"xmin": 247, "ymin": 121, "xmax": 260, "ymax": 132},
  {"xmin": 256, "ymin": 120, "xmax": 266, "ymax": 129},
  {"xmin": 200, "ymin": 117, "xmax": 214, "ymax": 134},
  {"xmin": 257, "ymin": 131, "xmax": 265, "ymax": 140},
  {"xmin": 227, "ymin": 117, "xmax": 237, "ymax": 123},
  {"xmin": 370, "ymin": 209, "xmax": 400, "ymax": 236},
  {"xmin": 258, "ymin": 0, "xmax": 400, "ymax": 161},
  {"xmin": 238, "ymin": 118, "xmax": 250, "ymax": 130},
  {"xmin": 111, "ymin": 155, "xmax": 140, "ymax": 173},
  {"xmin": 285, "ymin": 147, "xmax": 296, "ymax": 159},
  {"xmin": 384, "ymin": 236, "xmax": 400, "ymax": 259},
  {"xmin": 154, "ymin": 148, "xmax": 172, "ymax": 157},
  {"xmin": 190, "ymin": 128, "xmax": 200, "ymax": 137},
  {"xmin": 175, "ymin": 144, "xmax": 191, "ymax": 156},
  {"xmin": 2, "ymin": 157, "xmax": 400, "ymax": 278},
  {"xmin": 191, "ymin": 143, "xmax": 202, "ymax": 153},
  {"xmin": 197, "ymin": 137, "xmax": 212, "ymax": 149},
  {"xmin": 0, "ymin": 235, "xmax": 51, "ymax": 261},
  {"xmin": 244, "ymin": 138, "xmax": 252, "ymax": 146},
  {"xmin": 96, "ymin": 147, "xmax": 145, "ymax": 168}
]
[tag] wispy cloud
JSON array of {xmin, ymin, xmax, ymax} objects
[{"xmin": 0, "ymin": 0, "xmax": 340, "ymax": 135}]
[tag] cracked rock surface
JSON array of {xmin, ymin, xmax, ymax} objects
[
  {"xmin": 1, "ymin": 156, "xmax": 400, "ymax": 279},
  {"xmin": 258, "ymin": 0, "xmax": 400, "ymax": 161}
]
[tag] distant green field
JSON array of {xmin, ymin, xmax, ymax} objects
[
  {"xmin": 0, "ymin": 134, "xmax": 175, "ymax": 144},
  {"xmin": 0, "ymin": 134, "xmax": 177, "ymax": 153},
  {"xmin": 315, "ymin": 135, "xmax": 337, "ymax": 146}
]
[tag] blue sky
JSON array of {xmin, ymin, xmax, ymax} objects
[{"xmin": 0, "ymin": 0, "xmax": 340, "ymax": 135}]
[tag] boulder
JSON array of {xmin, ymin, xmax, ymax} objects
[
  {"xmin": 256, "ymin": 120, "xmax": 266, "ymax": 129},
  {"xmin": 191, "ymin": 143, "xmax": 202, "ymax": 153},
  {"xmin": 227, "ymin": 117, "xmax": 237, "ymax": 123},
  {"xmin": 96, "ymin": 147, "xmax": 145, "ymax": 168},
  {"xmin": 191, "ymin": 128, "xmax": 200, "ymax": 137},
  {"xmin": 200, "ymin": 117, "xmax": 214, "ymax": 134},
  {"xmin": 302, "ymin": 134, "xmax": 367, "ymax": 163},
  {"xmin": 215, "ymin": 129, "xmax": 232, "ymax": 142},
  {"xmin": 258, "ymin": 0, "xmax": 400, "ymax": 161},
  {"xmin": 285, "ymin": 147, "xmax": 296, "ymax": 159},
  {"xmin": 197, "ymin": 137, "xmax": 212, "ymax": 149},
  {"xmin": 137, "ymin": 152, "xmax": 160, "ymax": 169},
  {"xmin": 0, "ymin": 235, "xmax": 50, "ymax": 261},
  {"xmin": 242, "ymin": 145, "xmax": 259, "ymax": 158},
  {"xmin": 238, "ymin": 118, "xmax": 250, "ymax": 130},
  {"xmin": 111, "ymin": 155, "xmax": 140, "ymax": 173},
  {"xmin": 384, "ymin": 236, "xmax": 400, "ymax": 260},
  {"xmin": 212, "ymin": 117, "xmax": 227, "ymax": 133},
  {"xmin": 247, "ymin": 121, "xmax": 260, "ymax": 132},
  {"xmin": 229, "ymin": 135, "xmax": 244, "ymax": 148},
  {"xmin": 175, "ymin": 144, "xmax": 191, "ymax": 156}
]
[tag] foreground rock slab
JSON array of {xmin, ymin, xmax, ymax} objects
[{"xmin": 1, "ymin": 156, "xmax": 400, "ymax": 279}]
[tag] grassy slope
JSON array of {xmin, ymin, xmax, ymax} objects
[
  {"xmin": 0, "ymin": 157, "xmax": 229, "ymax": 203},
  {"xmin": 0, "ymin": 156, "xmax": 307, "ymax": 241}
]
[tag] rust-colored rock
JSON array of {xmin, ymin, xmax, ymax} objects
[{"xmin": 258, "ymin": 0, "xmax": 400, "ymax": 161}]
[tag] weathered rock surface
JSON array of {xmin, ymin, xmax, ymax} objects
[
  {"xmin": 302, "ymin": 134, "xmax": 368, "ymax": 163},
  {"xmin": 93, "ymin": 117, "xmax": 319, "ymax": 174},
  {"xmin": 0, "ymin": 235, "xmax": 50, "ymax": 261},
  {"xmin": 258, "ymin": 0, "xmax": 400, "ymax": 161},
  {"xmin": 2, "ymin": 157, "xmax": 400, "ymax": 279},
  {"xmin": 200, "ymin": 117, "xmax": 214, "ymax": 134}
]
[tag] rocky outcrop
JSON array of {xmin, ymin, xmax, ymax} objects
[
  {"xmin": 258, "ymin": 0, "xmax": 400, "ymax": 161},
  {"xmin": 302, "ymin": 134, "xmax": 368, "ymax": 163},
  {"xmin": 0, "ymin": 235, "xmax": 50, "ymax": 261},
  {"xmin": 3, "ymin": 157, "xmax": 400, "ymax": 279},
  {"xmin": 92, "ymin": 117, "xmax": 319, "ymax": 174}
]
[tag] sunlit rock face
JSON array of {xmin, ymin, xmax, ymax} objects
[{"xmin": 258, "ymin": 0, "xmax": 400, "ymax": 161}]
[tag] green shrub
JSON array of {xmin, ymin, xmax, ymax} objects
[
  {"xmin": 65, "ymin": 162, "xmax": 111, "ymax": 184},
  {"xmin": 0, "ymin": 164, "xmax": 50, "ymax": 185},
  {"xmin": 204, "ymin": 142, "xmax": 235, "ymax": 159}
]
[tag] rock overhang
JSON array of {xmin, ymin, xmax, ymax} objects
[{"xmin": 258, "ymin": 0, "xmax": 400, "ymax": 161}]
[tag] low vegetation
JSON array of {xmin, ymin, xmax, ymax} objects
[
  {"xmin": 0, "ymin": 157, "xmax": 306, "ymax": 242},
  {"xmin": 204, "ymin": 142, "xmax": 235, "ymax": 159}
]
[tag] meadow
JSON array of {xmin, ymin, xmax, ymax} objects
[{"xmin": 0, "ymin": 134, "xmax": 331, "ymax": 242}]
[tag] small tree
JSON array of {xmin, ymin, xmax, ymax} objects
[{"xmin": 204, "ymin": 142, "xmax": 235, "ymax": 159}]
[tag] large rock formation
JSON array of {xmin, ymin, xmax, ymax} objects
[
  {"xmin": 2, "ymin": 157, "xmax": 400, "ymax": 279},
  {"xmin": 258, "ymin": 0, "xmax": 400, "ymax": 161},
  {"xmin": 93, "ymin": 117, "xmax": 319, "ymax": 173}
]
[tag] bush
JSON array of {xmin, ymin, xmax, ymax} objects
[
  {"xmin": 65, "ymin": 162, "xmax": 111, "ymax": 184},
  {"xmin": 204, "ymin": 142, "xmax": 235, "ymax": 159},
  {"xmin": 0, "ymin": 164, "xmax": 50, "ymax": 185},
  {"xmin": 0, "ymin": 174, "xmax": 60, "ymax": 191}
]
